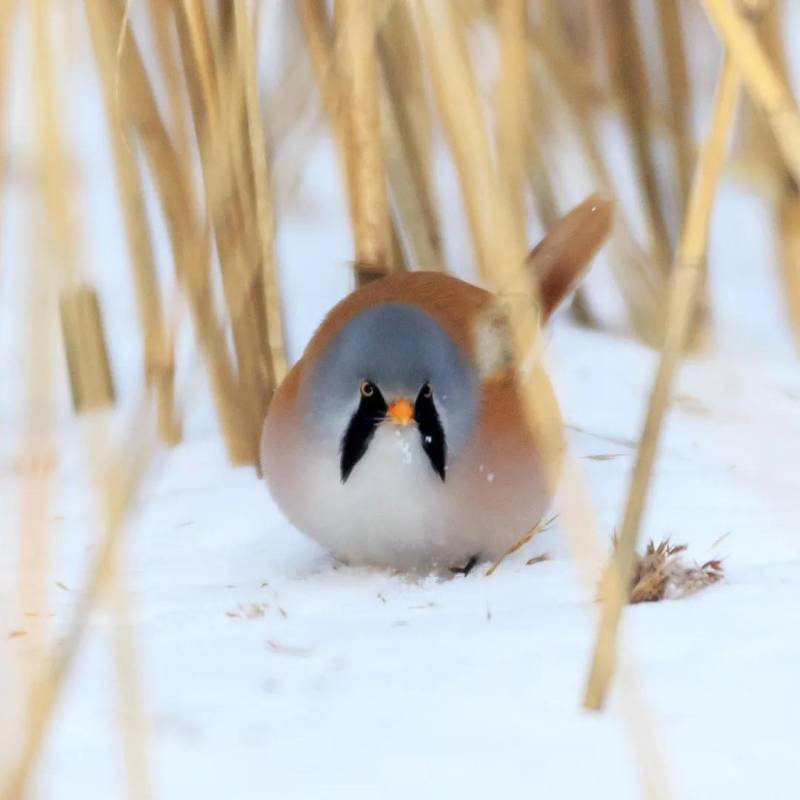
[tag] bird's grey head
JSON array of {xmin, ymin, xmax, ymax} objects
[{"xmin": 305, "ymin": 303, "xmax": 480, "ymax": 482}]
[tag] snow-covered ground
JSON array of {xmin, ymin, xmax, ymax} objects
[{"xmin": 1, "ymin": 10, "xmax": 799, "ymax": 800}]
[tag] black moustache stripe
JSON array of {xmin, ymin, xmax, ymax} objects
[
  {"xmin": 340, "ymin": 386, "xmax": 387, "ymax": 482},
  {"xmin": 414, "ymin": 387, "xmax": 447, "ymax": 481},
  {"xmin": 339, "ymin": 383, "xmax": 447, "ymax": 483}
]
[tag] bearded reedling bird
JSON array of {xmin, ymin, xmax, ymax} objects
[{"xmin": 261, "ymin": 195, "xmax": 613, "ymax": 572}]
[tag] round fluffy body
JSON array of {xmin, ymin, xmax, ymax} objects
[{"xmin": 260, "ymin": 272, "xmax": 563, "ymax": 571}]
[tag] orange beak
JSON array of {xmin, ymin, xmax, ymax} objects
[{"xmin": 386, "ymin": 398, "xmax": 414, "ymax": 426}]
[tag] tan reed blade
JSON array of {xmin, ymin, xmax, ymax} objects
[{"xmin": 583, "ymin": 56, "xmax": 740, "ymax": 711}]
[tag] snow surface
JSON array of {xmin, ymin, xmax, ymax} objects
[{"xmin": 1, "ymin": 10, "xmax": 800, "ymax": 800}]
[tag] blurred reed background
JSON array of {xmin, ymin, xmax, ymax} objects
[{"xmin": 2, "ymin": 1, "xmax": 800, "ymax": 798}]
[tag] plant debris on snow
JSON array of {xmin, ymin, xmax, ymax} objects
[{"xmin": 604, "ymin": 538, "xmax": 725, "ymax": 604}]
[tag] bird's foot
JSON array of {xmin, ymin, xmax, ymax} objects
[{"xmin": 450, "ymin": 555, "xmax": 479, "ymax": 576}]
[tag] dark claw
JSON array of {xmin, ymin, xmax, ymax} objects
[{"xmin": 450, "ymin": 555, "xmax": 479, "ymax": 576}]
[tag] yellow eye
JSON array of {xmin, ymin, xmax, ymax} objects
[
  {"xmin": 360, "ymin": 380, "xmax": 375, "ymax": 398},
  {"xmin": 421, "ymin": 383, "xmax": 432, "ymax": 399}
]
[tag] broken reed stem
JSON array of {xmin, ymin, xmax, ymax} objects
[
  {"xmin": 93, "ymin": 0, "xmax": 252, "ymax": 463},
  {"xmin": 87, "ymin": 0, "xmax": 182, "ymax": 446},
  {"xmin": 377, "ymin": 0, "xmax": 442, "ymax": 270},
  {"xmin": 583, "ymin": 56, "xmax": 740, "ymax": 711},
  {"xmin": 701, "ymin": 0, "xmax": 800, "ymax": 185},
  {"xmin": 335, "ymin": 0, "xmax": 394, "ymax": 281},
  {"xmin": 601, "ymin": 2, "xmax": 672, "ymax": 273},
  {"xmin": 234, "ymin": 0, "xmax": 288, "ymax": 387}
]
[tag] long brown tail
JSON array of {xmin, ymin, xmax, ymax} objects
[{"xmin": 527, "ymin": 194, "xmax": 615, "ymax": 322}]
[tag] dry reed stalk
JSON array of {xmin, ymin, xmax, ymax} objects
[
  {"xmin": 335, "ymin": 0, "xmax": 394, "ymax": 282},
  {"xmin": 656, "ymin": 0, "xmax": 694, "ymax": 212},
  {"xmin": 657, "ymin": 0, "xmax": 710, "ymax": 353},
  {"xmin": 600, "ymin": 2, "xmax": 672, "ymax": 273},
  {"xmin": 234, "ymin": 0, "xmax": 288, "ymax": 387},
  {"xmin": 0, "ymin": 0, "xmax": 17, "ymax": 249},
  {"xmin": 10, "ymin": 7, "xmax": 153, "ymax": 799},
  {"xmin": 521, "ymin": 71, "xmax": 558, "ymax": 229},
  {"xmin": 583, "ymin": 56, "xmax": 740, "ymax": 711},
  {"xmin": 701, "ymin": 0, "xmax": 800, "ymax": 185},
  {"xmin": 110, "ymin": 571, "xmax": 153, "ymax": 800},
  {"xmin": 206, "ymin": 2, "xmax": 283, "ymax": 417},
  {"xmin": 3, "ymin": 409, "xmax": 160, "ymax": 800},
  {"xmin": 736, "ymin": 3, "xmax": 800, "ymax": 355},
  {"xmin": 16, "ymin": 190, "xmax": 58, "ymax": 719},
  {"xmin": 412, "ymin": 1, "xmax": 566, "ymax": 497},
  {"xmin": 497, "ymin": 0, "xmax": 529, "ymax": 245},
  {"xmin": 485, "ymin": 515, "xmax": 555, "ymax": 576},
  {"xmin": 530, "ymin": 27, "xmax": 664, "ymax": 343},
  {"xmin": 297, "ymin": 0, "xmax": 405, "ymax": 282},
  {"xmin": 557, "ymin": 455, "xmax": 672, "ymax": 799},
  {"xmin": 533, "ymin": 2, "xmax": 600, "ymax": 327},
  {"xmin": 17, "ymin": 2, "xmax": 84, "ymax": 723},
  {"xmin": 92, "ymin": 0, "xmax": 252, "ymax": 463},
  {"xmin": 656, "ymin": 0, "xmax": 706, "ymax": 349},
  {"xmin": 146, "ymin": 0, "xmax": 194, "ymax": 163},
  {"xmin": 779, "ymin": 190, "xmax": 800, "ymax": 352},
  {"xmin": 411, "ymin": 3, "xmax": 529, "ymax": 288},
  {"xmin": 377, "ymin": 0, "xmax": 442, "ymax": 269},
  {"xmin": 87, "ymin": 0, "xmax": 182, "ymax": 446},
  {"xmin": 296, "ymin": 0, "xmax": 349, "ymax": 168},
  {"xmin": 174, "ymin": 1, "xmax": 272, "ymax": 455}
]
